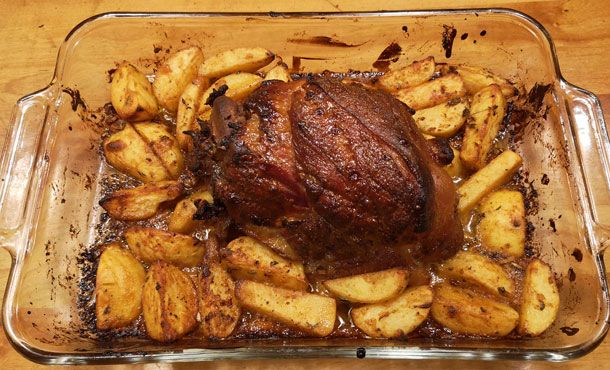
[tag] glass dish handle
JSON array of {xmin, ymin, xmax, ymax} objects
[
  {"xmin": 0, "ymin": 88, "xmax": 52, "ymax": 257},
  {"xmin": 561, "ymin": 81, "xmax": 610, "ymax": 255}
]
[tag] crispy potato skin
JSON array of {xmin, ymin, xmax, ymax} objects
[
  {"xmin": 132, "ymin": 122, "xmax": 184, "ymax": 179},
  {"xmin": 518, "ymin": 259, "xmax": 560, "ymax": 336},
  {"xmin": 168, "ymin": 188, "xmax": 213, "ymax": 234},
  {"xmin": 100, "ymin": 180, "xmax": 183, "ymax": 221},
  {"xmin": 103, "ymin": 123, "xmax": 170, "ymax": 182},
  {"xmin": 453, "ymin": 65, "xmax": 517, "ymax": 97},
  {"xmin": 142, "ymin": 262, "xmax": 199, "ymax": 342},
  {"xmin": 460, "ymin": 84, "xmax": 507, "ymax": 170},
  {"xmin": 199, "ymin": 47, "xmax": 274, "ymax": 78},
  {"xmin": 110, "ymin": 62, "xmax": 159, "ymax": 121},
  {"xmin": 413, "ymin": 99, "xmax": 469, "ymax": 138},
  {"xmin": 478, "ymin": 190, "xmax": 526, "ymax": 258},
  {"xmin": 199, "ymin": 263, "xmax": 241, "ymax": 338},
  {"xmin": 438, "ymin": 250, "xmax": 514, "ymax": 297},
  {"xmin": 95, "ymin": 243, "xmax": 146, "ymax": 330},
  {"xmin": 197, "ymin": 72, "xmax": 263, "ymax": 119},
  {"xmin": 431, "ymin": 283, "xmax": 519, "ymax": 337},
  {"xmin": 153, "ymin": 46, "xmax": 205, "ymax": 112},
  {"xmin": 241, "ymin": 225, "xmax": 300, "ymax": 261},
  {"xmin": 223, "ymin": 236, "xmax": 308, "ymax": 291},
  {"xmin": 396, "ymin": 73, "xmax": 466, "ymax": 110},
  {"xmin": 176, "ymin": 76, "xmax": 209, "ymax": 150},
  {"xmin": 457, "ymin": 150, "xmax": 522, "ymax": 216},
  {"xmin": 234, "ymin": 280, "xmax": 336, "ymax": 336},
  {"xmin": 351, "ymin": 285, "xmax": 432, "ymax": 338},
  {"xmin": 124, "ymin": 226, "xmax": 204, "ymax": 267},
  {"xmin": 323, "ymin": 268, "xmax": 409, "ymax": 304},
  {"xmin": 264, "ymin": 62, "xmax": 291, "ymax": 82},
  {"xmin": 378, "ymin": 56, "xmax": 436, "ymax": 92}
]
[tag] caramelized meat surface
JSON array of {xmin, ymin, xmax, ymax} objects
[{"xmin": 208, "ymin": 77, "xmax": 463, "ymax": 279}]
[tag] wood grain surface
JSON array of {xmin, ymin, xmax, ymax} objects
[{"xmin": 0, "ymin": 0, "xmax": 609, "ymax": 368}]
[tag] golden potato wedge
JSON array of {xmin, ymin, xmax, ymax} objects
[
  {"xmin": 460, "ymin": 84, "xmax": 507, "ymax": 170},
  {"xmin": 478, "ymin": 190, "xmax": 526, "ymax": 258},
  {"xmin": 142, "ymin": 262, "xmax": 198, "ymax": 342},
  {"xmin": 235, "ymin": 280, "xmax": 336, "ymax": 336},
  {"xmin": 323, "ymin": 268, "xmax": 409, "ymax": 303},
  {"xmin": 242, "ymin": 224, "xmax": 300, "ymax": 260},
  {"xmin": 264, "ymin": 62, "xmax": 291, "ymax": 82},
  {"xmin": 153, "ymin": 46, "xmax": 204, "ymax": 112},
  {"xmin": 518, "ymin": 259, "xmax": 559, "ymax": 336},
  {"xmin": 100, "ymin": 180, "xmax": 183, "ymax": 221},
  {"xmin": 95, "ymin": 243, "xmax": 146, "ymax": 330},
  {"xmin": 124, "ymin": 226, "xmax": 204, "ymax": 268},
  {"xmin": 223, "ymin": 236, "xmax": 308, "ymax": 291},
  {"xmin": 132, "ymin": 122, "xmax": 184, "ymax": 178},
  {"xmin": 431, "ymin": 283, "xmax": 519, "ymax": 336},
  {"xmin": 395, "ymin": 74, "xmax": 466, "ymax": 110},
  {"xmin": 103, "ymin": 123, "xmax": 170, "ymax": 182},
  {"xmin": 413, "ymin": 98, "xmax": 469, "ymax": 138},
  {"xmin": 455, "ymin": 65, "xmax": 516, "ymax": 97},
  {"xmin": 457, "ymin": 150, "xmax": 522, "ymax": 216},
  {"xmin": 199, "ymin": 47, "xmax": 274, "ymax": 78},
  {"xmin": 176, "ymin": 76, "xmax": 210, "ymax": 150},
  {"xmin": 377, "ymin": 56, "xmax": 435, "ymax": 92},
  {"xmin": 168, "ymin": 188, "xmax": 214, "ymax": 234},
  {"xmin": 351, "ymin": 286, "xmax": 432, "ymax": 338},
  {"xmin": 110, "ymin": 62, "xmax": 159, "ymax": 121},
  {"xmin": 445, "ymin": 147, "xmax": 467, "ymax": 179},
  {"xmin": 438, "ymin": 251, "xmax": 514, "ymax": 297},
  {"xmin": 197, "ymin": 72, "xmax": 263, "ymax": 119},
  {"xmin": 199, "ymin": 263, "xmax": 241, "ymax": 338}
]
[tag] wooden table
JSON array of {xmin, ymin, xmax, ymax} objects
[{"xmin": 0, "ymin": 0, "xmax": 608, "ymax": 368}]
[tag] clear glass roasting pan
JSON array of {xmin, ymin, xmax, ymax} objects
[{"xmin": 1, "ymin": 9, "xmax": 609, "ymax": 365}]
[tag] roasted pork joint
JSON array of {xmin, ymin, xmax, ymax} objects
[{"xmin": 205, "ymin": 77, "xmax": 464, "ymax": 278}]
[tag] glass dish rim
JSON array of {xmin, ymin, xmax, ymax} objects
[{"xmin": 2, "ymin": 8, "xmax": 609, "ymax": 365}]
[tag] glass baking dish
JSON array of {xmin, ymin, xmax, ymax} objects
[{"xmin": 1, "ymin": 9, "xmax": 609, "ymax": 365}]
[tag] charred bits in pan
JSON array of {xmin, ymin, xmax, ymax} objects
[
  {"xmin": 441, "ymin": 25, "xmax": 458, "ymax": 58},
  {"xmin": 372, "ymin": 42, "xmax": 402, "ymax": 71}
]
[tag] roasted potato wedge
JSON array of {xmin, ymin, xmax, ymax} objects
[
  {"xmin": 110, "ymin": 62, "xmax": 158, "ymax": 121},
  {"xmin": 431, "ymin": 283, "xmax": 519, "ymax": 336},
  {"xmin": 199, "ymin": 263, "xmax": 241, "ymax": 338},
  {"xmin": 235, "ymin": 280, "xmax": 336, "ymax": 336},
  {"xmin": 103, "ymin": 123, "xmax": 170, "ymax": 182},
  {"xmin": 175, "ymin": 76, "xmax": 209, "ymax": 150},
  {"xmin": 438, "ymin": 250, "xmax": 514, "ymax": 297},
  {"xmin": 199, "ymin": 47, "xmax": 274, "ymax": 78},
  {"xmin": 242, "ymin": 224, "xmax": 300, "ymax": 260},
  {"xmin": 460, "ymin": 84, "xmax": 507, "ymax": 170},
  {"xmin": 124, "ymin": 226, "xmax": 204, "ymax": 268},
  {"xmin": 457, "ymin": 150, "xmax": 522, "ymax": 216},
  {"xmin": 454, "ymin": 65, "xmax": 517, "ymax": 97},
  {"xmin": 518, "ymin": 259, "xmax": 559, "ymax": 336},
  {"xmin": 445, "ymin": 147, "xmax": 467, "ymax": 179},
  {"xmin": 132, "ymin": 122, "xmax": 184, "ymax": 178},
  {"xmin": 197, "ymin": 72, "xmax": 263, "ymax": 119},
  {"xmin": 395, "ymin": 73, "xmax": 466, "ymax": 110},
  {"xmin": 168, "ymin": 188, "xmax": 214, "ymax": 234},
  {"xmin": 95, "ymin": 243, "xmax": 146, "ymax": 330},
  {"xmin": 142, "ymin": 262, "xmax": 198, "ymax": 342},
  {"xmin": 351, "ymin": 286, "xmax": 432, "ymax": 338},
  {"xmin": 100, "ymin": 180, "xmax": 183, "ymax": 221},
  {"xmin": 223, "ymin": 236, "xmax": 308, "ymax": 290},
  {"xmin": 264, "ymin": 62, "xmax": 291, "ymax": 82},
  {"xmin": 323, "ymin": 268, "xmax": 409, "ymax": 303},
  {"xmin": 377, "ymin": 56, "xmax": 435, "ymax": 92},
  {"xmin": 153, "ymin": 46, "xmax": 204, "ymax": 112},
  {"xmin": 413, "ymin": 98, "xmax": 469, "ymax": 137},
  {"xmin": 478, "ymin": 190, "xmax": 526, "ymax": 258}
]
